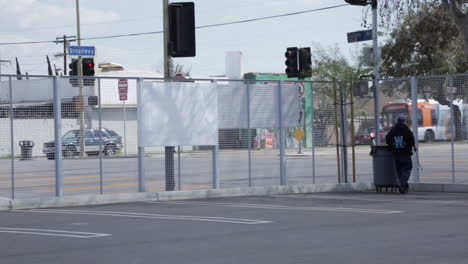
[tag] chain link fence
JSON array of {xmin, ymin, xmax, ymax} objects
[
  {"xmin": 0, "ymin": 73, "xmax": 467, "ymax": 199},
  {"xmin": 416, "ymin": 75, "xmax": 468, "ymax": 184}
]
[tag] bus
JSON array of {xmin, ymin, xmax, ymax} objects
[{"xmin": 381, "ymin": 99, "xmax": 468, "ymax": 142}]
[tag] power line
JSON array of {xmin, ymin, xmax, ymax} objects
[
  {"xmin": 0, "ymin": 16, "xmax": 160, "ymax": 34},
  {"xmin": 0, "ymin": 4, "xmax": 348, "ymax": 46},
  {"xmin": 196, "ymin": 4, "xmax": 348, "ymax": 29}
]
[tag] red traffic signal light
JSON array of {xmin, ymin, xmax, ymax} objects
[
  {"xmin": 82, "ymin": 58, "xmax": 95, "ymax": 76},
  {"xmin": 285, "ymin": 47, "xmax": 299, "ymax": 78}
]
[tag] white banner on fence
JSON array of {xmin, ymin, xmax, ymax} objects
[
  {"xmin": 0, "ymin": 79, "xmax": 94, "ymax": 103},
  {"xmin": 139, "ymin": 81, "xmax": 219, "ymax": 147},
  {"xmin": 217, "ymin": 83, "xmax": 301, "ymax": 129}
]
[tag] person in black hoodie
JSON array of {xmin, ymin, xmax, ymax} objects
[{"xmin": 385, "ymin": 116, "xmax": 417, "ymax": 194}]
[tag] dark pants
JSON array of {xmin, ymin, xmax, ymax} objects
[{"xmin": 394, "ymin": 154, "xmax": 413, "ymax": 188}]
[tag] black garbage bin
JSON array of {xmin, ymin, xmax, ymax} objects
[
  {"xmin": 370, "ymin": 145, "xmax": 398, "ymax": 192},
  {"xmin": 19, "ymin": 140, "xmax": 34, "ymax": 160}
]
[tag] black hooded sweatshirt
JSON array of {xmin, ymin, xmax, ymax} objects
[{"xmin": 385, "ymin": 122, "xmax": 415, "ymax": 155}]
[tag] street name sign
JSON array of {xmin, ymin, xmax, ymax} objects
[
  {"xmin": 347, "ymin": 30, "xmax": 372, "ymax": 43},
  {"xmin": 68, "ymin": 46, "xmax": 96, "ymax": 56}
]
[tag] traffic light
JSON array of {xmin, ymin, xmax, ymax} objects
[
  {"xmin": 68, "ymin": 59, "xmax": 78, "ymax": 86},
  {"xmin": 344, "ymin": 0, "xmax": 369, "ymax": 6},
  {"xmin": 298, "ymin": 47, "xmax": 312, "ymax": 78},
  {"xmin": 88, "ymin": 96, "xmax": 98, "ymax": 106},
  {"xmin": 69, "ymin": 59, "xmax": 78, "ymax": 76},
  {"xmin": 353, "ymin": 80, "xmax": 370, "ymax": 96},
  {"xmin": 285, "ymin": 47, "xmax": 299, "ymax": 78},
  {"xmin": 82, "ymin": 58, "xmax": 95, "ymax": 76},
  {"xmin": 82, "ymin": 58, "xmax": 95, "ymax": 86},
  {"xmin": 169, "ymin": 2, "xmax": 196, "ymax": 57}
]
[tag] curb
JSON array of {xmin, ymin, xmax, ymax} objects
[
  {"xmin": 1, "ymin": 182, "xmax": 373, "ymax": 211},
  {"xmin": 409, "ymin": 183, "xmax": 468, "ymax": 193},
  {"xmin": 2, "ymin": 182, "xmax": 468, "ymax": 211}
]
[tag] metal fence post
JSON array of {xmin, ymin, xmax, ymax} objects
[
  {"xmin": 9, "ymin": 76, "xmax": 14, "ymax": 199},
  {"xmin": 339, "ymin": 82, "xmax": 348, "ymax": 183},
  {"xmin": 310, "ymin": 82, "xmax": 316, "ymax": 184},
  {"xmin": 210, "ymin": 79, "xmax": 219, "ymax": 189},
  {"xmin": 349, "ymin": 81, "xmax": 357, "ymax": 183},
  {"xmin": 333, "ymin": 80, "xmax": 341, "ymax": 183},
  {"xmin": 411, "ymin": 77, "xmax": 420, "ymax": 183},
  {"xmin": 449, "ymin": 76, "xmax": 455, "ymax": 184},
  {"xmin": 54, "ymin": 76, "xmax": 63, "ymax": 197},
  {"xmin": 247, "ymin": 81, "xmax": 252, "ymax": 187},
  {"xmin": 137, "ymin": 78, "xmax": 145, "ymax": 192},
  {"xmin": 178, "ymin": 146, "xmax": 181, "ymax": 190},
  {"xmin": 278, "ymin": 81, "xmax": 287, "ymax": 186},
  {"xmin": 212, "ymin": 145, "xmax": 219, "ymax": 189},
  {"xmin": 98, "ymin": 78, "xmax": 103, "ymax": 194}
]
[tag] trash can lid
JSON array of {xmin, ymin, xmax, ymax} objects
[
  {"xmin": 19, "ymin": 140, "xmax": 35, "ymax": 146},
  {"xmin": 370, "ymin": 144, "xmax": 389, "ymax": 156},
  {"xmin": 371, "ymin": 144, "xmax": 389, "ymax": 149}
]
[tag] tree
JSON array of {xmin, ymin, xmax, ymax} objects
[
  {"xmin": 379, "ymin": 0, "xmax": 468, "ymax": 55},
  {"xmin": 311, "ymin": 45, "xmax": 368, "ymax": 145},
  {"xmin": 380, "ymin": 4, "xmax": 468, "ymax": 140},
  {"xmin": 381, "ymin": 5, "xmax": 468, "ymax": 76}
]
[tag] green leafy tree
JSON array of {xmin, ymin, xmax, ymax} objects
[
  {"xmin": 379, "ymin": 0, "xmax": 468, "ymax": 56},
  {"xmin": 380, "ymin": 4, "xmax": 467, "ymax": 140},
  {"xmin": 381, "ymin": 5, "xmax": 467, "ymax": 76}
]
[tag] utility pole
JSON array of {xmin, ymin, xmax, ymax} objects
[
  {"xmin": 55, "ymin": 35, "xmax": 77, "ymax": 75},
  {"xmin": 163, "ymin": 0, "xmax": 175, "ymax": 191},
  {"xmin": 75, "ymin": 0, "xmax": 86, "ymax": 157}
]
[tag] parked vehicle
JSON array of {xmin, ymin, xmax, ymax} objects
[
  {"xmin": 354, "ymin": 126, "xmax": 386, "ymax": 145},
  {"xmin": 354, "ymin": 118, "xmax": 385, "ymax": 145},
  {"xmin": 43, "ymin": 128, "xmax": 123, "ymax": 160}
]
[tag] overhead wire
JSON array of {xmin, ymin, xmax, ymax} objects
[{"xmin": 0, "ymin": 4, "xmax": 348, "ymax": 46}]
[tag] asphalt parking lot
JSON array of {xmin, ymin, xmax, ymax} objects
[{"xmin": 1, "ymin": 191, "xmax": 468, "ymax": 264}]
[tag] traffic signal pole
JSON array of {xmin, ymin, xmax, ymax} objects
[
  {"xmin": 372, "ymin": 0, "xmax": 380, "ymax": 145},
  {"xmin": 163, "ymin": 0, "xmax": 175, "ymax": 191}
]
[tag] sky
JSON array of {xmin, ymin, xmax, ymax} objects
[{"xmin": 0, "ymin": 0, "xmax": 375, "ymax": 77}]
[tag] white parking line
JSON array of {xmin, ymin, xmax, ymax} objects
[
  {"xmin": 272, "ymin": 194, "xmax": 468, "ymax": 206},
  {"xmin": 17, "ymin": 209, "xmax": 272, "ymax": 225},
  {"xmin": 0, "ymin": 227, "xmax": 111, "ymax": 238},
  {"xmin": 147, "ymin": 201, "xmax": 404, "ymax": 214}
]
